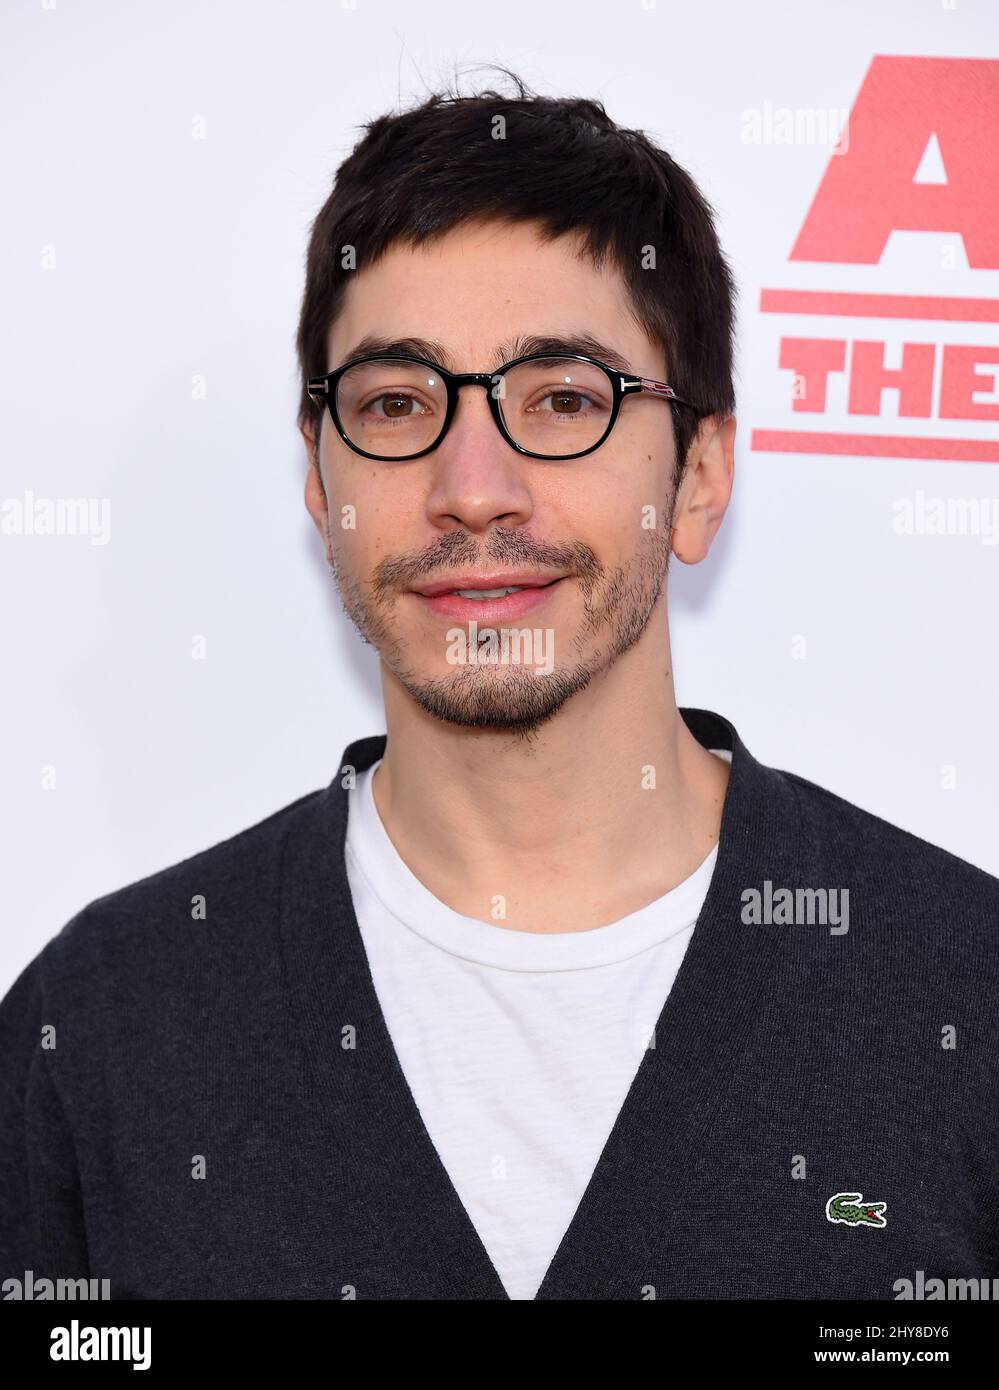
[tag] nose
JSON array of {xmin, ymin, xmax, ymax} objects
[{"xmin": 423, "ymin": 383, "xmax": 535, "ymax": 533}]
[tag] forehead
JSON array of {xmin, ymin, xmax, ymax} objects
[{"xmin": 327, "ymin": 218, "xmax": 662, "ymax": 374}]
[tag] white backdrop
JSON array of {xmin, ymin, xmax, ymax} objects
[{"xmin": 2, "ymin": 0, "xmax": 997, "ymax": 995}]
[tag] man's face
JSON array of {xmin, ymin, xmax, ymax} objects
[{"xmin": 304, "ymin": 217, "xmax": 684, "ymax": 735}]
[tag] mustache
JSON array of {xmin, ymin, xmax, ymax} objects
[{"xmin": 371, "ymin": 531, "xmax": 602, "ymax": 596}]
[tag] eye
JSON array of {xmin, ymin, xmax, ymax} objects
[
  {"xmin": 364, "ymin": 392, "xmax": 432, "ymax": 419},
  {"xmin": 522, "ymin": 385, "xmax": 610, "ymax": 421},
  {"xmin": 507, "ymin": 360, "xmax": 613, "ymax": 420},
  {"xmin": 530, "ymin": 388, "xmax": 603, "ymax": 415}
]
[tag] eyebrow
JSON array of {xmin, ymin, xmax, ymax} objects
[{"xmin": 336, "ymin": 332, "xmax": 636, "ymax": 376}]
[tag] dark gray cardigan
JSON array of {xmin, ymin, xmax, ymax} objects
[{"xmin": 2, "ymin": 708, "xmax": 997, "ymax": 1300}]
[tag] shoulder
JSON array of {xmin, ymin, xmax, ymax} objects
[
  {"xmin": 778, "ymin": 764, "xmax": 999, "ymax": 934},
  {"xmin": 12, "ymin": 785, "xmax": 328, "ymax": 1013}
]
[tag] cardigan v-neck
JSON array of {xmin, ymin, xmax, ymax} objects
[
  {"xmin": 276, "ymin": 706, "xmax": 802, "ymax": 1299},
  {"xmin": 3, "ymin": 706, "xmax": 998, "ymax": 1300},
  {"xmin": 340, "ymin": 745, "xmax": 728, "ymax": 1299}
]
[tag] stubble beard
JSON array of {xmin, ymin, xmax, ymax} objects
[{"xmin": 327, "ymin": 512, "xmax": 674, "ymax": 739}]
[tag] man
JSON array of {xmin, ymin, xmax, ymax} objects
[{"xmin": 2, "ymin": 73, "xmax": 997, "ymax": 1303}]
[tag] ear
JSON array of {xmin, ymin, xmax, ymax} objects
[
  {"xmin": 301, "ymin": 423, "xmax": 332, "ymax": 560},
  {"xmin": 670, "ymin": 414, "xmax": 736, "ymax": 564}
]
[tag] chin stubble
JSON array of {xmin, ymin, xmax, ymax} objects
[{"xmin": 325, "ymin": 498, "xmax": 674, "ymax": 735}]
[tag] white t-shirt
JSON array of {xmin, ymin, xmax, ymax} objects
[{"xmin": 344, "ymin": 750, "xmax": 730, "ymax": 1300}]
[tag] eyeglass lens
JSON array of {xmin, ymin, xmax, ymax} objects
[{"xmin": 334, "ymin": 357, "xmax": 614, "ymax": 457}]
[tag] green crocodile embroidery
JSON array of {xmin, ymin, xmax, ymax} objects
[{"xmin": 826, "ymin": 1191, "xmax": 887, "ymax": 1227}]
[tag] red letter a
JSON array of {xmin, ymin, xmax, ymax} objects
[{"xmin": 790, "ymin": 55, "xmax": 999, "ymax": 269}]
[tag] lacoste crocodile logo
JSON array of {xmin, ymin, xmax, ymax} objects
[{"xmin": 826, "ymin": 1191, "xmax": 888, "ymax": 1228}]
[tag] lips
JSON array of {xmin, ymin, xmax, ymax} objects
[
  {"xmin": 412, "ymin": 575, "xmax": 567, "ymax": 621},
  {"xmin": 412, "ymin": 573, "xmax": 566, "ymax": 599}
]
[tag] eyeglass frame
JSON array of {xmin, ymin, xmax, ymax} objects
[{"xmin": 306, "ymin": 350, "xmax": 698, "ymax": 462}]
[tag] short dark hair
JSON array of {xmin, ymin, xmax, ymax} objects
[{"xmin": 295, "ymin": 66, "xmax": 737, "ymax": 482}]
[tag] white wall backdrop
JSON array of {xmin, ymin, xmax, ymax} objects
[{"xmin": 2, "ymin": 0, "xmax": 997, "ymax": 994}]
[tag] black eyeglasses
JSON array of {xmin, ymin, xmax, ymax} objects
[{"xmin": 307, "ymin": 351, "xmax": 696, "ymax": 462}]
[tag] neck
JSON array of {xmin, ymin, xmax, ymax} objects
[{"xmin": 370, "ymin": 604, "xmax": 730, "ymax": 933}]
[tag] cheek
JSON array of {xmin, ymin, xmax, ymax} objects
[
  {"xmin": 550, "ymin": 457, "xmax": 667, "ymax": 549},
  {"xmin": 330, "ymin": 464, "xmax": 386, "ymax": 533},
  {"xmin": 609, "ymin": 407, "xmax": 675, "ymax": 486},
  {"xmin": 327, "ymin": 467, "xmax": 414, "ymax": 571}
]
